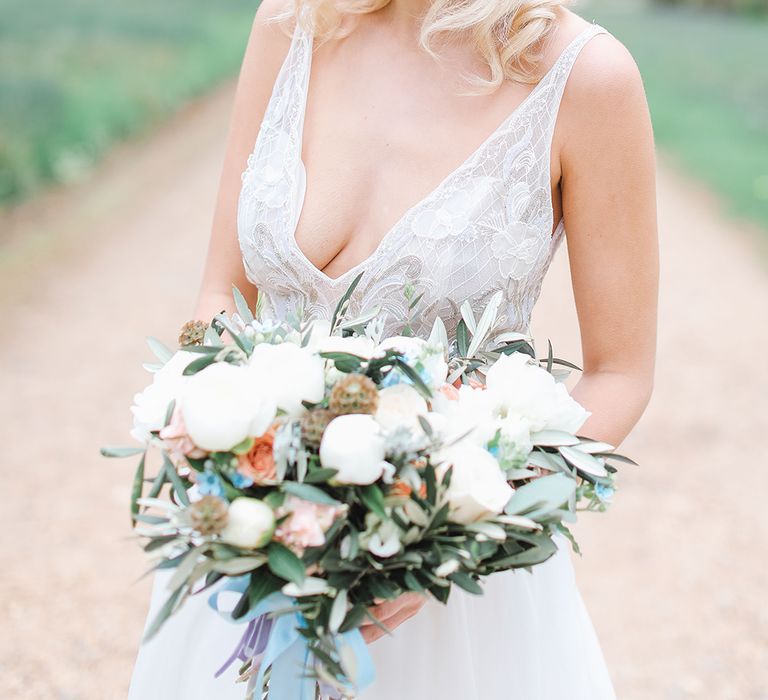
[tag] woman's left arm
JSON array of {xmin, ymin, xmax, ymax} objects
[{"xmin": 556, "ymin": 36, "xmax": 659, "ymax": 447}]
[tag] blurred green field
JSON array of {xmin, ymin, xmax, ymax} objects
[
  {"xmin": 588, "ymin": 1, "xmax": 768, "ymax": 228},
  {"xmin": 2, "ymin": 0, "xmax": 767, "ymax": 232},
  {"xmin": 0, "ymin": 0, "xmax": 258, "ymax": 205}
]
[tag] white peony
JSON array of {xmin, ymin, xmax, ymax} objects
[
  {"xmin": 377, "ymin": 335, "xmax": 448, "ymax": 389},
  {"xmin": 438, "ymin": 442, "xmax": 513, "ymax": 524},
  {"xmin": 220, "ymin": 498, "xmax": 276, "ymax": 549},
  {"xmin": 430, "ymin": 384, "xmax": 497, "ymax": 446},
  {"xmin": 375, "ymin": 384, "xmax": 429, "ymax": 432},
  {"xmin": 319, "ymin": 414, "xmax": 387, "ymax": 485},
  {"xmin": 130, "ymin": 351, "xmax": 198, "ymax": 443},
  {"xmin": 545, "ymin": 387, "xmax": 591, "ymax": 434},
  {"xmin": 316, "ymin": 333, "xmax": 376, "ymax": 360},
  {"xmin": 181, "ymin": 362, "xmax": 276, "ymax": 452},
  {"xmin": 315, "ymin": 333, "xmax": 378, "ymax": 386},
  {"xmin": 248, "ymin": 342, "xmax": 325, "ymax": 417},
  {"xmin": 304, "ymin": 319, "xmax": 332, "ymax": 342},
  {"xmin": 364, "ymin": 517, "xmax": 402, "ymax": 559},
  {"xmin": 304, "ymin": 320, "xmax": 376, "ymax": 360},
  {"xmin": 485, "ymin": 352, "xmax": 589, "ymax": 434},
  {"xmin": 282, "ymin": 577, "xmax": 330, "ymax": 597},
  {"xmin": 495, "ymin": 415, "xmax": 534, "ymax": 469}
]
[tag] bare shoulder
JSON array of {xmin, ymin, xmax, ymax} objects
[
  {"xmin": 556, "ymin": 13, "xmax": 647, "ymax": 119},
  {"xmin": 248, "ymin": 0, "xmax": 295, "ymax": 55},
  {"xmin": 238, "ymin": 0, "xmax": 297, "ymax": 88},
  {"xmin": 232, "ymin": 0, "xmax": 295, "ymax": 119},
  {"xmin": 546, "ymin": 12, "xmax": 652, "ymax": 166},
  {"xmin": 223, "ymin": 0, "xmax": 298, "ymax": 175}
]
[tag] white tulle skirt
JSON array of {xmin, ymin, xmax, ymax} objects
[{"xmin": 128, "ymin": 537, "xmax": 615, "ymax": 699}]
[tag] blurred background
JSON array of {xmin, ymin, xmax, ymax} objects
[{"xmin": 0, "ymin": 0, "xmax": 766, "ymax": 699}]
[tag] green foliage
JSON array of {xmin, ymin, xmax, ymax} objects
[
  {"xmin": 108, "ymin": 282, "xmax": 629, "ymax": 692},
  {"xmin": 0, "ymin": 0, "xmax": 258, "ymax": 205},
  {"xmin": 654, "ymin": 0, "xmax": 767, "ymax": 15},
  {"xmin": 589, "ymin": 2, "xmax": 768, "ymax": 230}
]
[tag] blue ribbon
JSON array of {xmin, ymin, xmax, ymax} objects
[{"xmin": 209, "ymin": 576, "xmax": 375, "ymax": 699}]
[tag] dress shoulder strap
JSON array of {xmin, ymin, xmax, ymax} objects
[
  {"xmin": 541, "ymin": 24, "xmax": 611, "ymax": 121},
  {"xmin": 243, "ymin": 15, "xmax": 314, "ymax": 184}
]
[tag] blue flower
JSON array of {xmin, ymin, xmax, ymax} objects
[
  {"xmin": 197, "ymin": 470, "xmax": 225, "ymax": 498},
  {"xmin": 381, "ymin": 355, "xmax": 431, "ymax": 389},
  {"xmin": 595, "ymin": 483, "xmax": 615, "ymax": 504},
  {"xmin": 381, "ymin": 370, "xmax": 404, "ymax": 388},
  {"xmin": 229, "ymin": 471, "xmax": 254, "ymax": 489}
]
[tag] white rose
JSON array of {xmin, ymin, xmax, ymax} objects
[
  {"xmin": 438, "ymin": 442, "xmax": 513, "ymax": 524},
  {"xmin": 495, "ymin": 415, "xmax": 534, "ymax": 469},
  {"xmin": 485, "ymin": 352, "xmax": 589, "ymax": 434},
  {"xmin": 365, "ymin": 519, "xmax": 402, "ymax": 559},
  {"xmin": 130, "ymin": 351, "xmax": 197, "ymax": 443},
  {"xmin": 320, "ymin": 414, "xmax": 386, "ymax": 485},
  {"xmin": 248, "ymin": 342, "xmax": 325, "ymax": 417},
  {"xmin": 316, "ymin": 333, "xmax": 376, "ymax": 360},
  {"xmin": 301, "ymin": 319, "xmax": 331, "ymax": 352},
  {"xmin": 375, "ymin": 384, "xmax": 428, "ymax": 432},
  {"xmin": 220, "ymin": 498, "xmax": 276, "ymax": 549},
  {"xmin": 377, "ymin": 335, "xmax": 448, "ymax": 389},
  {"xmin": 181, "ymin": 362, "xmax": 276, "ymax": 452},
  {"xmin": 282, "ymin": 576, "xmax": 330, "ymax": 597},
  {"xmin": 545, "ymin": 383, "xmax": 591, "ymax": 434},
  {"xmin": 303, "ymin": 320, "xmax": 376, "ymax": 360},
  {"xmin": 316, "ymin": 334, "xmax": 378, "ymax": 386},
  {"xmin": 420, "ymin": 411, "xmax": 448, "ymax": 440},
  {"xmin": 430, "ymin": 384, "xmax": 496, "ymax": 446}
]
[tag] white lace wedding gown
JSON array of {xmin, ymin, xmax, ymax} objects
[{"xmin": 128, "ymin": 19, "xmax": 616, "ymax": 700}]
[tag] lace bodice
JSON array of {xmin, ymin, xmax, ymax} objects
[{"xmin": 237, "ymin": 20, "xmax": 608, "ymax": 342}]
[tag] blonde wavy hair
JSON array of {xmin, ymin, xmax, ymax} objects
[{"xmin": 276, "ymin": 0, "xmax": 568, "ymax": 91}]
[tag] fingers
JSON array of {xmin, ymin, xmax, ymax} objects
[
  {"xmin": 366, "ymin": 599, "xmax": 399, "ymax": 621},
  {"xmin": 360, "ymin": 605, "xmax": 420, "ymax": 643},
  {"xmin": 364, "ymin": 593, "xmax": 421, "ymax": 624},
  {"xmin": 360, "ymin": 624, "xmax": 386, "ymax": 643},
  {"xmin": 359, "ymin": 593, "xmax": 426, "ymax": 644}
]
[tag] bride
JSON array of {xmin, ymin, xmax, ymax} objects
[{"xmin": 129, "ymin": 0, "xmax": 657, "ymax": 698}]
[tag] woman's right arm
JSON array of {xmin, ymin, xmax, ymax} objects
[{"xmin": 193, "ymin": 0, "xmax": 293, "ymax": 321}]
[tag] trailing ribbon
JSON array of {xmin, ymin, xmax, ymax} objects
[{"xmin": 209, "ymin": 576, "xmax": 375, "ymax": 700}]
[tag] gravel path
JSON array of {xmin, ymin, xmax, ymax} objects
[{"xmin": 1, "ymin": 84, "xmax": 766, "ymax": 700}]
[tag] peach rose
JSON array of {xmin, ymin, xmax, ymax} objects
[
  {"xmin": 438, "ymin": 383, "xmax": 460, "ymax": 401},
  {"xmin": 388, "ymin": 479, "xmax": 428, "ymax": 499},
  {"xmin": 237, "ymin": 424, "xmax": 278, "ymax": 485},
  {"xmin": 274, "ymin": 496, "xmax": 344, "ymax": 554},
  {"xmin": 389, "ymin": 480, "xmax": 412, "ymax": 498},
  {"xmin": 159, "ymin": 407, "xmax": 207, "ymax": 461},
  {"xmin": 448, "ymin": 378, "xmax": 486, "ymax": 391}
]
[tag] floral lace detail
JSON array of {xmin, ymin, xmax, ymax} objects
[{"xmin": 237, "ymin": 21, "xmax": 609, "ymax": 342}]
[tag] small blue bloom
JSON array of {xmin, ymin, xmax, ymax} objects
[
  {"xmin": 595, "ymin": 483, "xmax": 615, "ymax": 504},
  {"xmin": 486, "ymin": 444, "xmax": 500, "ymax": 458},
  {"xmin": 382, "ymin": 356, "xmax": 430, "ymax": 390},
  {"xmin": 229, "ymin": 471, "xmax": 254, "ymax": 489},
  {"xmin": 197, "ymin": 470, "xmax": 225, "ymax": 498},
  {"xmin": 416, "ymin": 365, "xmax": 432, "ymax": 386},
  {"xmin": 381, "ymin": 370, "xmax": 404, "ymax": 388}
]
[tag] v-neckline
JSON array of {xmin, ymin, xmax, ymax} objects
[{"xmin": 288, "ymin": 23, "xmax": 599, "ymax": 287}]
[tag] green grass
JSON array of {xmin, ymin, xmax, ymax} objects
[
  {"xmin": 585, "ymin": 1, "xmax": 768, "ymax": 229},
  {"xmin": 0, "ymin": 0, "xmax": 258, "ymax": 205},
  {"xmin": 3, "ymin": 0, "xmax": 767, "ymax": 232}
]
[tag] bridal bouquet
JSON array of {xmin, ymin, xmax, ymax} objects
[{"xmin": 104, "ymin": 277, "xmax": 630, "ymax": 699}]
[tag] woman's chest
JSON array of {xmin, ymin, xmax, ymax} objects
[{"xmin": 294, "ymin": 48, "xmax": 561, "ymax": 280}]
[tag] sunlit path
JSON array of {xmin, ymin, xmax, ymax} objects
[{"xmin": 2, "ymin": 84, "xmax": 766, "ymax": 699}]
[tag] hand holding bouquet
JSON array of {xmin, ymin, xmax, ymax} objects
[{"xmin": 104, "ymin": 278, "xmax": 631, "ymax": 699}]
